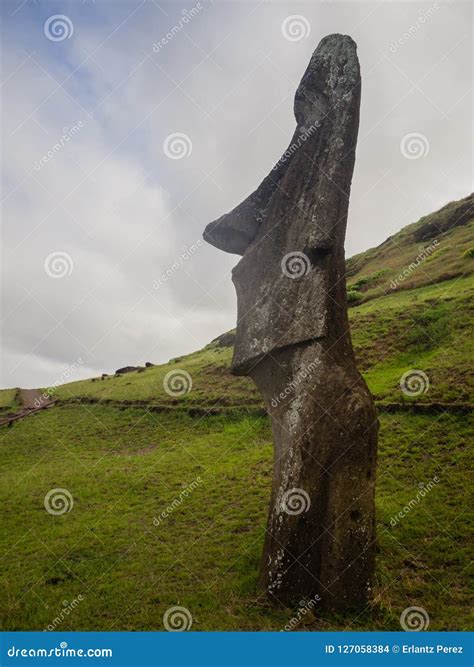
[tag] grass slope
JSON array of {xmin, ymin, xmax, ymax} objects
[
  {"xmin": 0, "ymin": 406, "xmax": 472, "ymax": 631},
  {"xmin": 0, "ymin": 195, "xmax": 473, "ymax": 631},
  {"xmin": 346, "ymin": 193, "xmax": 474, "ymax": 303},
  {"xmin": 48, "ymin": 275, "xmax": 472, "ymax": 407}
]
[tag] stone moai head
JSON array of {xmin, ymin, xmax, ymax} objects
[{"xmin": 203, "ymin": 34, "xmax": 361, "ymax": 374}]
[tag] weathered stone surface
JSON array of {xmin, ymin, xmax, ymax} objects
[
  {"xmin": 205, "ymin": 34, "xmax": 362, "ymax": 374},
  {"xmin": 210, "ymin": 331, "xmax": 236, "ymax": 348},
  {"xmin": 115, "ymin": 366, "xmax": 140, "ymax": 375},
  {"xmin": 203, "ymin": 34, "xmax": 378, "ymax": 610}
]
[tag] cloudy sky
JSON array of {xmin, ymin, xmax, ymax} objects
[{"xmin": 1, "ymin": 0, "xmax": 472, "ymax": 389}]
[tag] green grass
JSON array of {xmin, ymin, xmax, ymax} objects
[
  {"xmin": 0, "ymin": 405, "xmax": 471, "ymax": 631},
  {"xmin": 0, "ymin": 388, "xmax": 18, "ymax": 410},
  {"xmin": 55, "ymin": 342, "xmax": 261, "ymax": 408},
  {"xmin": 346, "ymin": 289, "xmax": 363, "ymax": 304},
  {"xmin": 346, "ymin": 195, "xmax": 473, "ymax": 303},
  {"xmin": 350, "ymin": 275, "xmax": 473, "ymax": 403},
  {"xmin": 0, "ymin": 388, "xmax": 19, "ymax": 420}
]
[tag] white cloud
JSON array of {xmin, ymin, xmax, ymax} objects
[{"xmin": 1, "ymin": 0, "xmax": 472, "ymax": 388}]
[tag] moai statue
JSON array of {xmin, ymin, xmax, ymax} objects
[{"xmin": 203, "ymin": 34, "xmax": 378, "ymax": 611}]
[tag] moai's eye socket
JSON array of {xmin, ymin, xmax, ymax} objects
[{"xmin": 306, "ymin": 246, "xmax": 333, "ymax": 264}]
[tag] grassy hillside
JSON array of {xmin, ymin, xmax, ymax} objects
[
  {"xmin": 0, "ymin": 388, "xmax": 18, "ymax": 414},
  {"xmin": 346, "ymin": 193, "xmax": 473, "ymax": 303},
  {"xmin": 45, "ymin": 274, "xmax": 473, "ymax": 408},
  {"xmin": 0, "ymin": 195, "xmax": 473, "ymax": 632},
  {"xmin": 1, "ymin": 406, "xmax": 472, "ymax": 631}
]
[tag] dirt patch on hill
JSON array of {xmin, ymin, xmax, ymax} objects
[{"xmin": 19, "ymin": 388, "xmax": 53, "ymax": 409}]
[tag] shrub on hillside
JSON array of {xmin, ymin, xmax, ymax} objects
[{"xmin": 347, "ymin": 290, "xmax": 363, "ymax": 304}]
